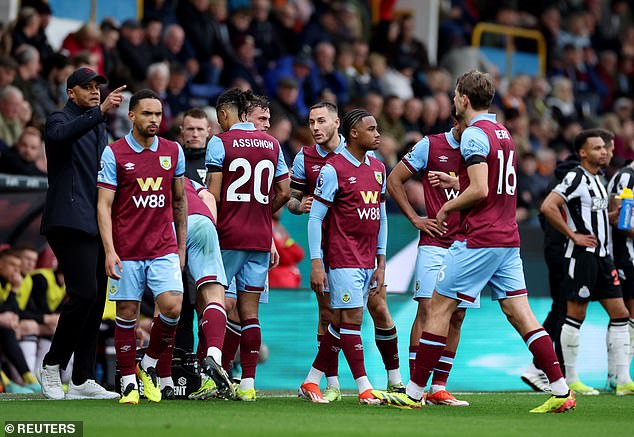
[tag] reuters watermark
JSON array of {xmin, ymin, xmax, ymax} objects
[{"xmin": 4, "ymin": 422, "xmax": 82, "ymax": 436}]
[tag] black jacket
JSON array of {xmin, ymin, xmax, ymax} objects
[{"xmin": 41, "ymin": 100, "xmax": 107, "ymax": 236}]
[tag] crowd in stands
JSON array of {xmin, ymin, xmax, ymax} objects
[
  {"xmin": 0, "ymin": 1, "xmax": 630, "ymax": 221},
  {"xmin": 1, "ymin": 0, "xmax": 634, "ymax": 392}
]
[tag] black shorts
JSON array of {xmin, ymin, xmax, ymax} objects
[
  {"xmin": 616, "ymin": 263, "xmax": 634, "ymax": 300},
  {"xmin": 562, "ymin": 252, "xmax": 622, "ymax": 302}
]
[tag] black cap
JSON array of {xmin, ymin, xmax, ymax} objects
[{"xmin": 66, "ymin": 67, "xmax": 107, "ymax": 89}]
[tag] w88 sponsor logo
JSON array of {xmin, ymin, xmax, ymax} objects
[
  {"xmin": 132, "ymin": 194, "xmax": 166, "ymax": 208},
  {"xmin": 357, "ymin": 207, "xmax": 380, "ymax": 220}
]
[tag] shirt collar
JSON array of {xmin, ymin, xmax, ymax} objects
[
  {"xmin": 341, "ymin": 147, "xmax": 370, "ymax": 167},
  {"xmin": 125, "ymin": 131, "xmax": 158, "ymax": 153},
  {"xmin": 315, "ymin": 134, "xmax": 346, "ymax": 157},
  {"xmin": 229, "ymin": 122, "xmax": 256, "ymax": 131},
  {"xmin": 445, "ymin": 129, "xmax": 460, "ymax": 149},
  {"xmin": 469, "ymin": 113, "xmax": 497, "ymax": 126}
]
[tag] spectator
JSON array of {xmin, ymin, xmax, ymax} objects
[
  {"xmin": 375, "ymin": 132, "xmax": 398, "ymax": 170},
  {"xmin": 389, "ymin": 14, "xmax": 429, "ymax": 73},
  {"xmin": 401, "ymin": 97, "xmax": 423, "ymax": 134},
  {"xmin": 10, "ymin": 7, "xmax": 40, "ymax": 56},
  {"xmin": 0, "ymin": 55, "xmax": 17, "ymax": 88},
  {"xmin": 224, "ymin": 34, "xmax": 263, "ymax": 93},
  {"xmin": 165, "ymin": 63, "xmax": 191, "ymax": 118},
  {"xmin": 143, "ymin": 16, "xmax": 166, "ymax": 63},
  {"xmin": 31, "ymin": 53, "xmax": 71, "ymax": 123},
  {"xmin": 117, "ymin": 19, "xmax": 152, "ymax": 84},
  {"xmin": 268, "ymin": 114, "xmax": 293, "ymax": 164},
  {"xmin": 364, "ymin": 90, "xmax": 383, "ymax": 119},
  {"xmin": 162, "ymin": 24, "xmax": 198, "ymax": 79},
  {"xmin": 61, "ymin": 23, "xmax": 105, "ymax": 75},
  {"xmin": 145, "ymin": 62, "xmax": 172, "ymax": 135},
  {"xmin": 12, "ymin": 44, "xmax": 40, "ymax": 122},
  {"xmin": 546, "ymin": 76, "xmax": 577, "ymax": 124},
  {"xmin": 268, "ymin": 209, "xmax": 303, "ymax": 289},
  {"xmin": 420, "ymin": 96, "xmax": 439, "ymax": 135},
  {"xmin": 176, "ymin": 0, "xmax": 224, "ymax": 86},
  {"xmin": 100, "ymin": 20, "xmax": 121, "ymax": 80},
  {"xmin": 304, "ymin": 41, "xmax": 349, "ymax": 108},
  {"xmin": 270, "ymin": 77, "xmax": 305, "ymax": 129},
  {"xmin": 378, "ymin": 95, "xmax": 405, "ymax": 146},
  {"xmin": 0, "ymin": 86, "xmax": 25, "ymax": 146},
  {"xmin": 0, "ymin": 127, "xmax": 45, "ymax": 176},
  {"xmin": 249, "ymin": 0, "xmax": 285, "ymax": 73}
]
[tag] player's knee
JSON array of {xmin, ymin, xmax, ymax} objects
[{"xmin": 116, "ymin": 301, "xmax": 139, "ymax": 320}]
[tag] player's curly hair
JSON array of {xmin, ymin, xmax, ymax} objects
[
  {"xmin": 216, "ymin": 88, "xmax": 250, "ymax": 121},
  {"xmin": 342, "ymin": 108, "xmax": 371, "ymax": 142},
  {"xmin": 245, "ymin": 92, "xmax": 270, "ymax": 115}
]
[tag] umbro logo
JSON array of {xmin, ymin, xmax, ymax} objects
[
  {"xmin": 348, "ymin": 176, "xmax": 357, "ymax": 184},
  {"xmin": 439, "ymin": 155, "xmax": 449, "ymax": 163},
  {"xmin": 120, "ymin": 345, "xmax": 132, "ymax": 352},
  {"xmin": 311, "ymin": 165, "xmax": 321, "ymax": 172},
  {"xmin": 124, "ymin": 162, "xmax": 135, "ymax": 171}
]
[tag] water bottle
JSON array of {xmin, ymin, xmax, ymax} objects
[{"xmin": 618, "ymin": 188, "xmax": 634, "ymax": 230}]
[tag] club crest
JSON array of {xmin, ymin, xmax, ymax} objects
[
  {"xmin": 374, "ymin": 171, "xmax": 383, "ymax": 185},
  {"xmin": 160, "ymin": 156, "xmax": 172, "ymax": 170}
]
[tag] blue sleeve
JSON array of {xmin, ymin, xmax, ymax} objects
[
  {"xmin": 97, "ymin": 146, "xmax": 117, "ymax": 189},
  {"xmin": 313, "ymin": 164, "xmax": 338, "ymax": 205},
  {"xmin": 291, "ymin": 150, "xmax": 306, "ymax": 181},
  {"xmin": 377, "ymin": 202, "xmax": 387, "ymax": 256},
  {"xmin": 275, "ymin": 146, "xmax": 289, "ymax": 178},
  {"xmin": 460, "ymin": 126, "xmax": 490, "ymax": 161},
  {"xmin": 402, "ymin": 137, "xmax": 430, "ymax": 173},
  {"xmin": 205, "ymin": 136, "xmax": 225, "ymax": 170},
  {"xmin": 175, "ymin": 143, "xmax": 185, "ymax": 177},
  {"xmin": 308, "ymin": 199, "xmax": 329, "ymax": 260}
]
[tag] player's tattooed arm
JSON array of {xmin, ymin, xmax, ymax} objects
[
  {"xmin": 272, "ymin": 178, "xmax": 291, "ymax": 213},
  {"xmin": 97, "ymin": 188, "xmax": 122, "ymax": 279},
  {"xmin": 287, "ymin": 189, "xmax": 312, "ymax": 215},
  {"xmin": 172, "ymin": 177, "xmax": 188, "ymax": 270}
]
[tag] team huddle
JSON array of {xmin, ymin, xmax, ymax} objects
[{"xmin": 41, "ymin": 69, "xmax": 631, "ymax": 413}]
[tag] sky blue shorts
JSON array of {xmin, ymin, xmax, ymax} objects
[
  {"xmin": 327, "ymin": 267, "xmax": 375, "ymax": 309},
  {"xmin": 435, "ymin": 240, "xmax": 527, "ymax": 304},
  {"xmin": 187, "ymin": 215, "xmax": 227, "ymax": 289},
  {"xmin": 414, "ymin": 245, "xmax": 480, "ymax": 309},
  {"xmin": 107, "ymin": 253, "xmax": 183, "ymax": 301},
  {"xmin": 222, "ymin": 249, "xmax": 270, "ymax": 296}
]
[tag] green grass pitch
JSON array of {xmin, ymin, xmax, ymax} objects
[{"xmin": 1, "ymin": 392, "xmax": 632, "ymax": 436}]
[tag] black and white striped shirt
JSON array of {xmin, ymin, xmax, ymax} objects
[
  {"xmin": 607, "ymin": 165, "xmax": 634, "ymax": 267},
  {"xmin": 553, "ymin": 166, "xmax": 610, "ymax": 257}
]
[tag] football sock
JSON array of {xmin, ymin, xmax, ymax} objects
[
  {"xmin": 431, "ymin": 350, "xmax": 456, "ymax": 389},
  {"xmin": 560, "ymin": 317, "xmax": 582, "ymax": 383},
  {"xmin": 375, "ymin": 325, "xmax": 399, "ymax": 372},
  {"xmin": 121, "ymin": 374, "xmax": 137, "ymax": 390},
  {"xmin": 608, "ymin": 318, "xmax": 631, "ymax": 385},
  {"xmin": 144, "ymin": 314, "xmax": 179, "ymax": 366},
  {"xmin": 157, "ymin": 331, "xmax": 175, "ymax": 378},
  {"xmin": 222, "ymin": 319, "xmax": 241, "ymax": 372},
  {"xmin": 19, "ymin": 335, "xmax": 37, "ymax": 373},
  {"xmin": 411, "ymin": 332, "xmax": 446, "ymax": 389},
  {"xmin": 524, "ymin": 328, "xmax": 565, "ymax": 388},
  {"xmin": 313, "ymin": 325, "xmax": 340, "ymax": 374},
  {"xmin": 408, "ymin": 345, "xmax": 418, "ymax": 378},
  {"xmin": 114, "ymin": 317, "xmax": 137, "ymax": 378},
  {"xmin": 355, "ymin": 376, "xmax": 372, "ymax": 394},
  {"xmin": 201, "ymin": 302, "xmax": 227, "ymax": 363},
  {"xmin": 340, "ymin": 323, "xmax": 368, "ymax": 381},
  {"xmin": 305, "ymin": 367, "xmax": 325, "ymax": 385},
  {"xmin": 240, "ymin": 318, "xmax": 261, "ymax": 380},
  {"xmin": 240, "ymin": 377, "xmax": 254, "ymax": 391},
  {"xmin": 628, "ymin": 318, "xmax": 634, "ymax": 367},
  {"xmin": 326, "ymin": 376, "xmax": 340, "ymax": 389},
  {"xmin": 318, "ymin": 333, "xmax": 339, "ymax": 379},
  {"xmin": 159, "ymin": 376, "xmax": 174, "ymax": 389},
  {"xmin": 387, "ymin": 369, "xmax": 401, "ymax": 386}
]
